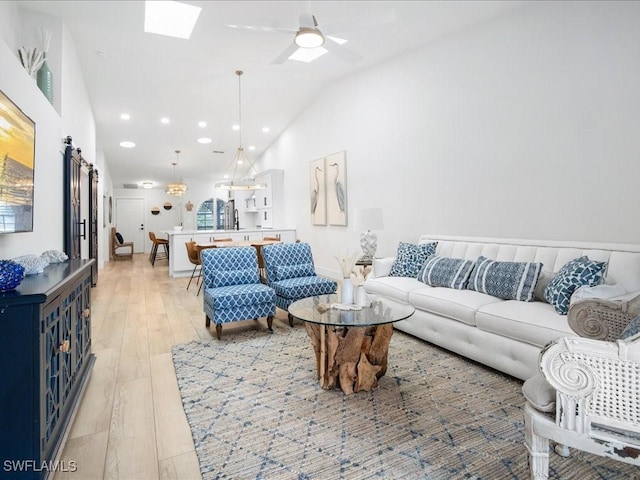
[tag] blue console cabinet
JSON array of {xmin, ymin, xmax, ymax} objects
[{"xmin": 0, "ymin": 259, "xmax": 95, "ymax": 479}]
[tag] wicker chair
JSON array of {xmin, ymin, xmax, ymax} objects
[
  {"xmin": 567, "ymin": 294, "xmax": 640, "ymax": 341},
  {"xmin": 110, "ymin": 227, "xmax": 133, "ymax": 260},
  {"xmin": 523, "ymin": 295, "xmax": 640, "ymax": 479}
]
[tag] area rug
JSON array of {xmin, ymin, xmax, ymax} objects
[{"xmin": 172, "ymin": 324, "xmax": 637, "ymax": 479}]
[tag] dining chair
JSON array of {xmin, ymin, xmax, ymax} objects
[{"xmin": 148, "ymin": 232, "xmax": 169, "ymax": 266}]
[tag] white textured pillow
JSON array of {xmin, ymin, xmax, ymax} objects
[{"xmin": 570, "ymin": 284, "xmax": 627, "ymax": 305}]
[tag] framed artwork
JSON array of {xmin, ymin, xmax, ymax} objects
[
  {"xmin": 0, "ymin": 89, "xmax": 36, "ymax": 233},
  {"xmin": 309, "ymin": 157, "xmax": 326, "ymax": 225},
  {"xmin": 326, "ymin": 151, "xmax": 347, "ymax": 226}
]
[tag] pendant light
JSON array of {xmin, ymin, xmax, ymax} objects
[
  {"xmin": 216, "ymin": 70, "xmax": 265, "ymax": 190},
  {"xmin": 166, "ymin": 150, "xmax": 188, "ymax": 196}
]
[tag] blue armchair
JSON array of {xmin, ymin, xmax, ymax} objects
[
  {"xmin": 201, "ymin": 247, "xmax": 276, "ymax": 340},
  {"xmin": 261, "ymin": 242, "xmax": 337, "ymax": 326}
]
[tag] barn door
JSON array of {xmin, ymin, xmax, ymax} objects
[
  {"xmin": 63, "ymin": 136, "xmax": 99, "ymax": 285},
  {"xmin": 63, "ymin": 137, "xmax": 82, "ymax": 260},
  {"xmin": 89, "ymin": 166, "xmax": 99, "ymax": 285}
]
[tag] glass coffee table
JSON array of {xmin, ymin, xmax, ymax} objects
[{"xmin": 288, "ymin": 293, "xmax": 415, "ymax": 395}]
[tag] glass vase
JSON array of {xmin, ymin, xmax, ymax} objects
[
  {"xmin": 341, "ymin": 277, "xmax": 354, "ymax": 304},
  {"xmin": 37, "ymin": 54, "xmax": 53, "ymax": 105}
]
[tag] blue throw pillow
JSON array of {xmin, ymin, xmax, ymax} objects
[
  {"xmin": 467, "ymin": 256, "xmax": 543, "ymax": 302},
  {"xmin": 389, "ymin": 242, "xmax": 437, "ymax": 278},
  {"xmin": 544, "ymin": 256, "xmax": 608, "ymax": 315},
  {"xmin": 620, "ymin": 316, "xmax": 640, "ymax": 340},
  {"xmin": 417, "ymin": 255, "xmax": 475, "ymax": 289}
]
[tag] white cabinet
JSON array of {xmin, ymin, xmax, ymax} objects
[
  {"xmin": 254, "ymin": 169, "xmax": 284, "ymax": 228},
  {"xmin": 166, "ymin": 228, "xmax": 297, "ymax": 277}
]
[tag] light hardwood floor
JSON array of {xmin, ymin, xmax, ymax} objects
[{"xmin": 54, "ymin": 253, "xmax": 291, "ymax": 480}]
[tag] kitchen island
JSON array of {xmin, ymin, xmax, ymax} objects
[{"xmin": 162, "ymin": 228, "xmax": 296, "ymax": 277}]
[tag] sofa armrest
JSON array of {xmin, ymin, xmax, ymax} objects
[
  {"xmin": 371, "ymin": 257, "xmax": 395, "ymax": 278},
  {"xmin": 539, "ymin": 335, "xmax": 640, "ymax": 432},
  {"xmin": 567, "ymin": 292, "xmax": 640, "ymax": 341}
]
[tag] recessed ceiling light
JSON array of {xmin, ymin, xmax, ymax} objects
[
  {"xmin": 120, "ymin": 141, "xmax": 136, "ymax": 148},
  {"xmin": 197, "ymin": 137, "xmax": 212, "ymax": 144},
  {"xmin": 232, "ymin": 124, "xmax": 240, "ymax": 131},
  {"xmin": 248, "ymin": 146, "xmax": 256, "ymax": 151},
  {"xmin": 198, "ymin": 121, "xmax": 207, "ymax": 128},
  {"xmin": 141, "ymin": 181, "xmax": 154, "ymax": 189},
  {"xmin": 144, "ymin": 1, "xmax": 202, "ymax": 40},
  {"xmin": 120, "ymin": 113, "xmax": 130, "ymax": 120},
  {"xmin": 289, "ymin": 47, "xmax": 328, "ymax": 63},
  {"xmin": 262, "ymin": 127, "xmax": 270, "ymax": 133},
  {"xmin": 160, "ymin": 117, "xmax": 170, "ymax": 124}
]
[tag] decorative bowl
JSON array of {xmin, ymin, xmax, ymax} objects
[
  {"xmin": 0, "ymin": 260, "xmax": 26, "ymax": 292},
  {"xmin": 173, "ymin": 226, "xmax": 183, "ymax": 231}
]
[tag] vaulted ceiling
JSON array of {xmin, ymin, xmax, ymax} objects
[{"xmin": 18, "ymin": 1, "xmax": 524, "ymax": 188}]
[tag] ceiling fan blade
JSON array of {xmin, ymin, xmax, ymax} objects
[
  {"xmin": 228, "ymin": 24, "xmax": 297, "ymax": 35},
  {"xmin": 323, "ymin": 39, "xmax": 363, "ymax": 64},
  {"xmin": 270, "ymin": 42, "xmax": 299, "ymax": 65}
]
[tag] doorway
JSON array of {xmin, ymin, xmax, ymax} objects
[{"xmin": 115, "ymin": 198, "xmax": 145, "ymax": 253}]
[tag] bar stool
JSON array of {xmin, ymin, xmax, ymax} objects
[{"xmin": 149, "ymin": 232, "xmax": 169, "ymax": 266}]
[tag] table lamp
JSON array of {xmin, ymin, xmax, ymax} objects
[{"xmin": 356, "ymin": 208, "xmax": 384, "ymax": 263}]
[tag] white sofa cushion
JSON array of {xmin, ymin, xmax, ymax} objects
[
  {"xmin": 475, "ymin": 300, "xmax": 575, "ymax": 348},
  {"xmin": 364, "ymin": 276, "xmax": 421, "ymax": 303},
  {"xmin": 409, "ymin": 286, "xmax": 504, "ymax": 326}
]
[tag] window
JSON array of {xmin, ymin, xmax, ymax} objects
[{"xmin": 196, "ymin": 199, "xmax": 214, "ymax": 230}]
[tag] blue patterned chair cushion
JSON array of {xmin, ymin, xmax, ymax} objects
[
  {"xmin": 417, "ymin": 255, "xmax": 474, "ymax": 289},
  {"xmin": 620, "ymin": 316, "xmax": 640, "ymax": 340},
  {"xmin": 262, "ymin": 243, "xmax": 337, "ymax": 311},
  {"xmin": 466, "ymin": 256, "xmax": 543, "ymax": 302},
  {"xmin": 271, "ymin": 276, "xmax": 337, "ymax": 299},
  {"xmin": 262, "ymin": 243, "xmax": 315, "ymax": 283},
  {"xmin": 543, "ymin": 256, "xmax": 608, "ymax": 315},
  {"xmin": 389, "ymin": 242, "xmax": 438, "ymax": 278},
  {"xmin": 201, "ymin": 247, "xmax": 260, "ymax": 288},
  {"xmin": 274, "ymin": 263, "xmax": 316, "ymax": 281},
  {"xmin": 204, "ymin": 284, "xmax": 275, "ymax": 310}
]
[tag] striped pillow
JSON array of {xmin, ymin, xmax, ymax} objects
[
  {"xmin": 417, "ymin": 256, "xmax": 475, "ymax": 289},
  {"xmin": 467, "ymin": 256, "xmax": 543, "ymax": 302}
]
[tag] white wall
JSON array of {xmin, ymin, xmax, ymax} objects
[
  {"xmin": 113, "ymin": 181, "xmax": 229, "ymax": 253},
  {"xmin": 256, "ymin": 1, "xmax": 640, "ymax": 278},
  {"xmin": 0, "ymin": 4, "xmax": 110, "ymax": 266}
]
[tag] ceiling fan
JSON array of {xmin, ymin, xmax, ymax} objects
[{"xmin": 228, "ymin": 3, "xmax": 396, "ymax": 65}]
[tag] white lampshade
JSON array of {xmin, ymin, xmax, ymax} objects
[{"xmin": 356, "ymin": 208, "xmax": 384, "ymax": 232}]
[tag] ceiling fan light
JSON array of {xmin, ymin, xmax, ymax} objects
[{"xmin": 294, "ymin": 27, "xmax": 324, "ymax": 48}]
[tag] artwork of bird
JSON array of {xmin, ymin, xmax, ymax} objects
[
  {"xmin": 330, "ymin": 162, "xmax": 345, "ymax": 212},
  {"xmin": 311, "ymin": 166, "xmax": 322, "ymax": 214}
]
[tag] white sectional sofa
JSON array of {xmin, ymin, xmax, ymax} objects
[{"xmin": 364, "ymin": 234, "xmax": 640, "ymax": 381}]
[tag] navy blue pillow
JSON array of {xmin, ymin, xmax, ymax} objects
[
  {"xmin": 389, "ymin": 242, "xmax": 437, "ymax": 278},
  {"xmin": 115, "ymin": 232, "xmax": 124, "ymax": 244}
]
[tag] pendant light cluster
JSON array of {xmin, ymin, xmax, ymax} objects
[
  {"xmin": 166, "ymin": 150, "xmax": 188, "ymax": 197},
  {"xmin": 216, "ymin": 70, "xmax": 265, "ymax": 191}
]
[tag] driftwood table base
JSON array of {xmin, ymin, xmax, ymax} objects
[{"xmin": 304, "ymin": 322, "xmax": 394, "ymax": 394}]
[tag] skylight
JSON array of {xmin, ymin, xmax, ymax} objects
[{"xmin": 144, "ymin": 1, "xmax": 202, "ymax": 39}]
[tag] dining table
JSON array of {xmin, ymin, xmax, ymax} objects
[{"xmin": 195, "ymin": 239, "xmax": 282, "ymax": 280}]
